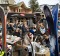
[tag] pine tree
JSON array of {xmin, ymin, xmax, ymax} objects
[{"xmin": 29, "ymin": 0, "xmax": 40, "ymax": 12}]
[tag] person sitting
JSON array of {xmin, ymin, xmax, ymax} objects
[
  {"xmin": 0, "ymin": 37, "xmax": 2, "ymax": 49},
  {"xmin": 29, "ymin": 24, "xmax": 36, "ymax": 35},
  {"xmin": 13, "ymin": 28, "xmax": 20, "ymax": 37},
  {"xmin": 43, "ymin": 33, "xmax": 50, "ymax": 47},
  {"xmin": 22, "ymin": 21, "xmax": 29, "ymax": 36},
  {"xmin": 8, "ymin": 24, "xmax": 14, "ymax": 35},
  {"xmin": 0, "ymin": 37, "xmax": 12, "ymax": 56},
  {"xmin": 39, "ymin": 22, "xmax": 46, "ymax": 35},
  {"xmin": 0, "ymin": 38, "xmax": 4, "ymax": 56}
]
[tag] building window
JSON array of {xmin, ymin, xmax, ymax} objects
[
  {"xmin": 17, "ymin": 9, "xmax": 18, "ymax": 12},
  {"xmin": 42, "ymin": 15, "xmax": 44, "ymax": 17},
  {"xmin": 0, "ymin": 18, "xmax": 2, "ymax": 23},
  {"xmin": 19, "ymin": 9, "xmax": 20, "ymax": 12},
  {"xmin": 14, "ymin": 9, "xmax": 15, "ymax": 12},
  {"xmin": 10, "ymin": 18, "xmax": 13, "ymax": 23}
]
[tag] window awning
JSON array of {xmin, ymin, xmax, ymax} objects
[{"xmin": 7, "ymin": 12, "xmax": 35, "ymax": 18}]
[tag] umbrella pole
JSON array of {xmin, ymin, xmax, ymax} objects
[{"xmin": 2, "ymin": 15, "xmax": 7, "ymax": 56}]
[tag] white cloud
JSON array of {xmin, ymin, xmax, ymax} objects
[
  {"xmin": 15, "ymin": 0, "xmax": 59, "ymax": 6},
  {"xmin": 38, "ymin": 0, "xmax": 59, "ymax": 5},
  {"xmin": 15, "ymin": 0, "xmax": 20, "ymax": 3}
]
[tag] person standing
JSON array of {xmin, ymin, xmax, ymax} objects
[{"xmin": 23, "ymin": 32, "xmax": 34, "ymax": 56}]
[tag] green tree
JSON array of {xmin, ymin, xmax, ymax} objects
[{"xmin": 29, "ymin": 0, "xmax": 40, "ymax": 12}]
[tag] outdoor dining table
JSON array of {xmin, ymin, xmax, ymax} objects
[
  {"xmin": 0, "ymin": 33, "xmax": 21, "ymax": 44},
  {"xmin": 6, "ymin": 35, "xmax": 21, "ymax": 56},
  {"xmin": 35, "ymin": 47, "xmax": 50, "ymax": 56},
  {"xmin": 6, "ymin": 35, "xmax": 21, "ymax": 44},
  {"xmin": 0, "ymin": 33, "xmax": 21, "ymax": 56}
]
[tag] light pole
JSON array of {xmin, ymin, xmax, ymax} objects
[
  {"xmin": 0, "ymin": 0, "xmax": 9, "ymax": 56},
  {"xmin": 0, "ymin": 6, "xmax": 7, "ymax": 56}
]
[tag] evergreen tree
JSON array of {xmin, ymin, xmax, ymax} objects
[{"xmin": 29, "ymin": 0, "xmax": 40, "ymax": 12}]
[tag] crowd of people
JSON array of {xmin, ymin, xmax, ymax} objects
[{"xmin": 0, "ymin": 18, "xmax": 50, "ymax": 56}]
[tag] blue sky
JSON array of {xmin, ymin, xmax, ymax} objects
[{"xmin": 15, "ymin": 0, "xmax": 59, "ymax": 7}]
